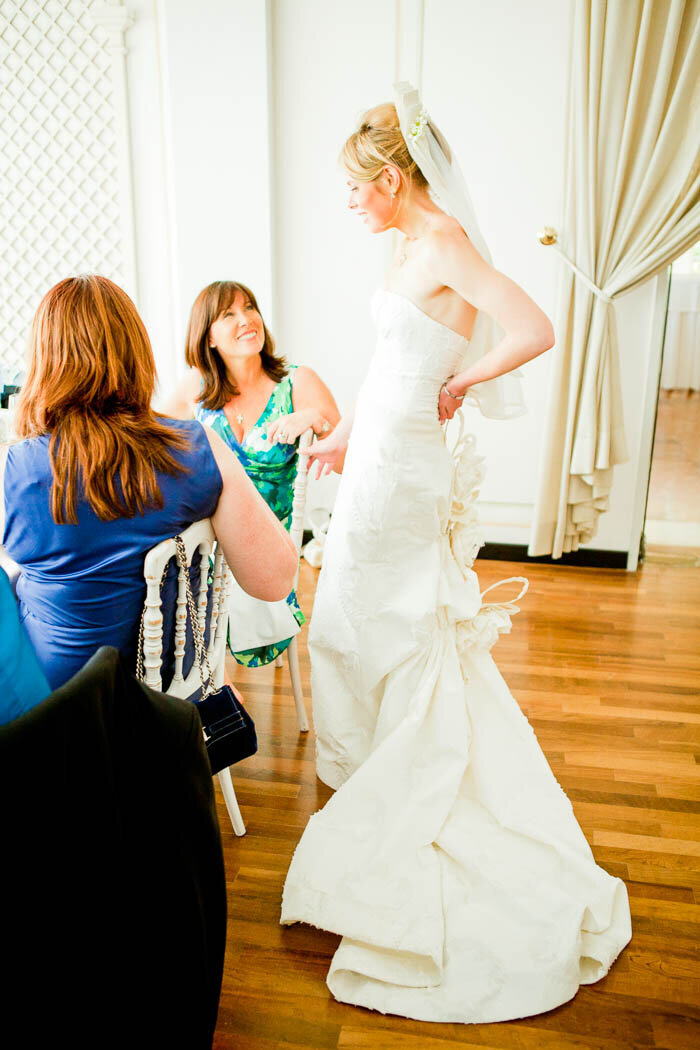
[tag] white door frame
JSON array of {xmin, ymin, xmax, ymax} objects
[{"xmin": 626, "ymin": 268, "xmax": 671, "ymax": 571}]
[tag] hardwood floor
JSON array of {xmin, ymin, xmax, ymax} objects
[
  {"xmin": 647, "ymin": 390, "xmax": 700, "ymax": 524},
  {"xmin": 646, "ymin": 391, "xmax": 700, "ymax": 559},
  {"xmin": 213, "ymin": 558, "xmax": 700, "ymax": 1050}
]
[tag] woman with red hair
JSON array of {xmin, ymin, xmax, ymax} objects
[{"xmin": 3, "ymin": 274, "xmax": 296, "ymax": 689}]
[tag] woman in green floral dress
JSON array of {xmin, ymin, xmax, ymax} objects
[{"xmin": 166, "ymin": 280, "xmax": 343, "ymax": 666}]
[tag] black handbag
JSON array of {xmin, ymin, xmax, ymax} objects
[
  {"xmin": 196, "ymin": 683, "xmax": 257, "ymax": 775},
  {"xmin": 137, "ymin": 535, "xmax": 257, "ymax": 775}
]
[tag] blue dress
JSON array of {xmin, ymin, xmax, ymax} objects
[
  {"xmin": 196, "ymin": 368, "xmax": 305, "ymax": 666},
  {"xmin": 2, "ymin": 419, "xmax": 222, "ymax": 691},
  {"xmin": 0, "ymin": 567, "xmax": 50, "ymax": 724}
]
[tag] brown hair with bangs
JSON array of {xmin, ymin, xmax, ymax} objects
[
  {"xmin": 16, "ymin": 274, "xmax": 189, "ymax": 525},
  {"xmin": 185, "ymin": 281, "xmax": 287, "ymax": 410}
]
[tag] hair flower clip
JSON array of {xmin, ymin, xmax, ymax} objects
[{"xmin": 408, "ymin": 108, "xmax": 429, "ymax": 140}]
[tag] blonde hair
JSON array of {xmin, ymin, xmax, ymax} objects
[{"xmin": 340, "ymin": 102, "xmax": 427, "ymax": 190}]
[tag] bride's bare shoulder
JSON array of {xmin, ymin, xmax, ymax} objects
[
  {"xmin": 431, "ymin": 212, "xmax": 464, "ymax": 239},
  {"xmin": 424, "ymin": 219, "xmax": 483, "ymax": 269}
]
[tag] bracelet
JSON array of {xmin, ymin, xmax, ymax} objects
[
  {"xmin": 441, "ymin": 378, "xmax": 465, "ymax": 401},
  {"xmin": 314, "ymin": 419, "xmax": 331, "ymax": 436}
]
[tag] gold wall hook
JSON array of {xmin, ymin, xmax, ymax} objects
[{"xmin": 538, "ymin": 226, "xmax": 558, "ymax": 246}]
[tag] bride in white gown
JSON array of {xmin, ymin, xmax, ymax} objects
[{"xmin": 281, "ymin": 83, "xmax": 631, "ymax": 1024}]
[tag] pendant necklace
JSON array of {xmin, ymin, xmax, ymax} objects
[
  {"xmin": 397, "ymin": 217, "xmax": 432, "ymax": 267},
  {"xmin": 236, "ymin": 412, "xmax": 243, "ymax": 424}
]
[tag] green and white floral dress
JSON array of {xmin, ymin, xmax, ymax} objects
[{"xmin": 196, "ymin": 366, "xmax": 305, "ymax": 666}]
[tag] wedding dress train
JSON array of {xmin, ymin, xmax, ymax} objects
[{"xmin": 281, "ymin": 288, "xmax": 631, "ymax": 1023}]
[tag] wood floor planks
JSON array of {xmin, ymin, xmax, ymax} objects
[{"xmin": 212, "ymin": 559, "xmax": 700, "ymax": 1049}]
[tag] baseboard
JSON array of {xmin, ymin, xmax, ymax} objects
[
  {"xmin": 302, "ymin": 530, "xmax": 628, "ymax": 569},
  {"xmin": 477, "ymin": 543, "xmax": 628, "ymax": 569}
]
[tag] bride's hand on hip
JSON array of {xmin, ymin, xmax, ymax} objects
[{"xmin": 438, "ymin": 383, "xmax": 465, "ymax": 424}]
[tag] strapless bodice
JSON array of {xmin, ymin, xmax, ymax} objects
[{"xmin": 370, "ymin": 288, "xmax": 470, "ymax": 387}]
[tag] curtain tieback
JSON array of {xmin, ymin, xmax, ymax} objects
[
  {"xmin": 555, "ymin": 248, "xmax": 613, "ymax": 304},
  {"xmin": 538, "ymin": 227, "xmax": 613, "ymax": 304}
]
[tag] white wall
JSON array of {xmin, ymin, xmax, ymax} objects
[
  {"xmin": 269, "ymin": 0, "xmax": 581, "ymax": 541},
  {"xmin": 421, "ymin": 0, "xmax": 572, "ymax": 543},
  {"xmin": 126, "ymin": 0, "xmax": 274, "ymax": 398},
  {"xmin": 125, "ymin": 0, "xmax": 178, "ymax": 388},
  {"xmin": 125, "ymin": 0, "xmax": 665, "ymax": 557},
  {"xmin": 420, "ymin": 0, "xmax": 663, "ymax": 555},
  {"xmin": 270, "ymin": 0, "xmax": 396, "ymax": 516},
  {"xmin": 160, "ymin": 0, "xmax": 274, "ymax": 334}
]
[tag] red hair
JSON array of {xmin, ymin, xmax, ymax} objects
[{"xmin": 16, "ymin": 274, "xmax": 188, "ymax": 524}]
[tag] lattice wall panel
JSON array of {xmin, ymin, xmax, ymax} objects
[{"xmin": 0, "ymin": 0, "xmax": 124, "ymax": 380}]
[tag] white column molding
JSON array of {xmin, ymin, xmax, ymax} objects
[
  {"xmin": 265, "ymin": 0, "xmax": 279, "ymax": 331},
  {"xmin": 394, "ymin": 0, "xmax": 425, "ymax": 88},
  {"xmin": 393, "ymin": 0, "xmax": 425, "ymax": 270},
  {"xmin": 89, "ymin": 1, "xmax": 139, "ymax": 303}
]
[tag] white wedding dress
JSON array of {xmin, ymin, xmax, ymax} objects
[{"xmin": 281, "ymin": 288, "xmax": 631, "ymax": 1024}]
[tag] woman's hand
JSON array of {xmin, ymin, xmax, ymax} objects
[
  {"xmin": 287, "ymin": 365, "xmax": 344, "ymax": 471},
  {"xmin": 301, "ymin": 414, "xmax": 353, "ymax": 479},
  {"xmin": 437, "ymin": 381, "xmax": 466, "ymax": 425},
  {"xmin": 267, "ymin": 409, "xmax": 317, "ymax": 445}
]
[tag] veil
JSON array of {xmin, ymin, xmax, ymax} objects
[{"xmin": 394, "ymin": 81, "xmax": 526, "ymax": 420}]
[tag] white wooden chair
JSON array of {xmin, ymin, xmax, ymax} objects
[
  {"xmin": 271, "ymin": 430, "xmax": 311, "ymax": 733},
  {"xmin": 140, "ymin": 519, "xmax": 246, "ymax": 837}
]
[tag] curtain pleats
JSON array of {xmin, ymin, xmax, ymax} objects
[{"xmin": 529, "ymin": 0, "xmax": 700, "ymax": 557}]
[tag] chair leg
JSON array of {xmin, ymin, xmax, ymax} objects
[
  {"xmin": 274, "ymin": 654, "xmax": 284, "ymax": 668},
  {"xmin": 217, "ymin": 767, "xmax": 246, "ymax": 836},
  {"xmin": 286, "ymin": 636, "xmax": 309, "ymax": 732}
]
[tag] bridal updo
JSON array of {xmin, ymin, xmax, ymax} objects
[{"xmin": 341, "ymin": 102, "xmax": 427, "ymax": 190}]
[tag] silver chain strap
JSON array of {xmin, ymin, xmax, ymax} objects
[
  {"xmin": 136, "ymin": 534, "xmax": 216, "ymax": 699},
  {"xmin": 175, "ymin": 535, "xmax": 216, "ymax": 698}
]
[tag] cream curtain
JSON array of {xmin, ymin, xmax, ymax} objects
[{"xmin": 529, "ymin": 0, "xmax": 700, "ymax": 557}]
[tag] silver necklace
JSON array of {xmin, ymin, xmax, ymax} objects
[
  {"xmin": 397, "ymin": 219, "xmax": 431, "ymax": 267},
  {"xmin": 229, "ymin": 396, "xmax": 244, "ymax": 425},
  {"xmin": 228, "ymin": 401, "xmax": 244, "ymax": 425}
]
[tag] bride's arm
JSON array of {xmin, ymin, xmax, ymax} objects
[
  {"xmin": 427, "ymin": 232, "xmax": 554, "ymax": 398},
  {"xmin": 301, "ymin": 408, "xmax": 354, "ymax": 479}
]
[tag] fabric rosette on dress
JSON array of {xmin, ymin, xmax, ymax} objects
[{"xmin": 445, "ymin": 417, "xmax": 530, "ymax": 666}]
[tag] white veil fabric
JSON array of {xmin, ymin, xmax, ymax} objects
[{"xmin": 394, "ymin": 81, "xmax": 526, "ymax": 419}]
